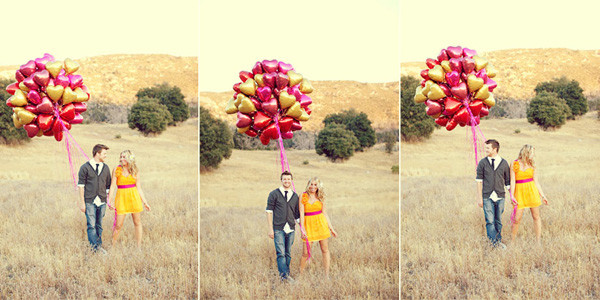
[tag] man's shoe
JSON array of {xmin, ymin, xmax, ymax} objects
[
  {"xmin": 497, "ymin": 242, "xmax": 507, "ymax": 250},
  {"xmin": 285, "ymin": 276, "xmax": 295, "ymax": 283},
  {"xmin": 98, "ymin": 247, "xmax": 108, "ymax": 255}
]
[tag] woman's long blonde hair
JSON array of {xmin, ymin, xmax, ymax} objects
[
  {"xmin": 517, "ymin": 144, "xmax": 535, "ymax": 169},
  {"xmin": 120, "ymin": 150, "xmax": 139, "ymax": 177},
  {"xmin": 304, "ymin": 177, "xmax": 326, "ymax": 202}
]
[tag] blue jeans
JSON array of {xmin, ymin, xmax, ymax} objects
[
  {"xmin": 85, "ymin": 203, "xmax": 106, "ymax": 250},
  {"xmin": 273, "ymin": 229, "xmax": 295, "ymax": 279},
  {"xmin": 482, "ymin": 197, "xmax": 505, "ymax": 245}
]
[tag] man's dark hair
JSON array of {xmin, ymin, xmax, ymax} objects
[
  {"xmin": 93, "ymin": 144, "xmax": 109, "ymax": 156},
  {"xmin": 280, "ymin": 171, "xmax": 293, "ymax": 180},
  {"xmin": 485, "ymin": 139, "xmax": 500, "ymax": 152}
]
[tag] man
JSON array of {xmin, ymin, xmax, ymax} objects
[
  {"xmin": 266, "ymin": 171, "xmax": 300, "ymax": 282},
  {"xmin": 78, "ymin": 144, "xmax": 112, "ymax": 253},
  {"xmin": 476, "ymin": 139, "xmax": 511, "ymax": 249}
]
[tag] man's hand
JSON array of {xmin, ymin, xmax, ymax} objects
[
  {"xmin": 268, "ymin": 229, "xmax": 274, "ymax": 239},
  {"xmin": 78, "ymin": 201, "xmax": 86, "ymax": 213},
  {"xmin": 477, "ymin": 198, "xmax": 483, "ymax": 208}
]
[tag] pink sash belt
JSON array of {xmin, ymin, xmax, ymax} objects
[
  {"xmin": 305, "ymin": 210, "xmax": 322, "ymax": 216},
  {"xmin": 516, "ymin": 178, "xmax": 533, "ymax": 184},
  {"xmin": 118, "ymin": 184, "xmax": 136, "ymax": 189}
]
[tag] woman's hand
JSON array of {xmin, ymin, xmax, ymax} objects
[
  {"xmin": 143, "ymin": 200, "xmax": 151, "ymax": 211},
  {"xmin": 301, "ymin": 232, "xmax": 308, "ymax": 240},
  {"xmin": 330, "ymin": 227, "xmax": 337, "ymax": 238},
  {"xmin": 542, "ymin": 196, "xmax": 549, "ymax": 205}
]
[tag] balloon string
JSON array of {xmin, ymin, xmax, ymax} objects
[{"xmin": 273, "ymin": 114, "xmax": 310, "ymax": 261}]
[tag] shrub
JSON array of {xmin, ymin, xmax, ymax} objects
[
  {"xmin": 0, "ymin": 78, "xmax": 29, "ymax": 145},
  {"xmin": 200, "ymin": 107, "xmax": 233, "ymax": 171},
  {"xmin": 380, "ymin": 131, "xmax": 397, "ymax": 153},
  {"xmin": 526, "ymin": 92, "xmax": 571, "ymax": 130},
  {"xmin": 400, "ymin": 76, "xmax": 435, "ymax": 142},
  {"xmin": 303, "ymin": 160, "xmax": 309, "ymax": 165},
  {"xmin": 127, "ymin": 97, "xmax": 173, "ymax": 135},
  {"xmin": 514, "ymin": 129, "xmax": 521, "ymax": 134},
  {"xmin": 136, "ymin": 83, "xmax": 189, "ymax": 125},
  {"xmin": 534, "ymin": 77, "xmax": 588, "ymax": 119},
  {"xmin": 391, "ymin": 165, "xmax": 399, "ymax": 174},
  {"xmin": 83, "ymin": 102, "xmax": 130, "ymax": 124},
  {"xmin": 322, "ymin": 109, "xmax": 376, "ymax": 151},
  {"xmin": 315, "ymin": 123, "xmax": 360, "ymax": 162}
]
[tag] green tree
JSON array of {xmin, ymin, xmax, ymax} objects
[
  {"xmin": 128, "ymin": 97, "xmax": 173, "ymax": 135},
  {"xmin": 136, "ymin": 83, "xmax": 189, "ymax": 125},
  {"xmin": 381, "ymin": 131, "xmax": 397, "ymax": 153},
  {"xmin": 526, "ymin": 91, "xmax": 571, "ymax": 130},
  {"xmin": 400, "ymin": 76, "xmax": 435, "ymax": 141},
  {"xmin": 0, "ymin": 78, "xmax": 29, "ymax": 145},
  {"xmin": 322, "ymin": 109, "xmax": 376, "ymax": 151},
  {"xmin": 534, "ymin": 77, "xmax": 588, "ymax": 119},
  {"xmin": 200, "ymin": 107, "xmax": 233, "ymax": 171},
  {"xmin": 315, "ymin": 123, "xmax": 360, "ymax": 162}
]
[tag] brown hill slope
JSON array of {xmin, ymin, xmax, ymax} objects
[
  {"xmin": 0, "ymin": 54, "xmax": 198, "ymax": 104},
  {"xmin": 401, "ymin": 48, "xmax": 600, "ymax": 100},
  {"xmin": 200, "ymin": 81, "xmax": 399, "ymax": 131}
]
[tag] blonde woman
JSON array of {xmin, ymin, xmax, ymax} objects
[
  {"xmin": 108, "ymin": 150, "xmax": 151, "ymax": 248},
  {"xmin": 299, "ymin": 177, "xmax": 337, "ymax": 276},
  {"xmin": 510, "ymin": 145, "xmax": 549, "ymax": 242}
]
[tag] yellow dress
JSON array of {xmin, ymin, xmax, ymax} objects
[
  {"xmin": 513, "ymin": 160, "xmax": 541, "ymax": 209},
  {"xmin": 301, "ymin": 193, "xmax": 331, "ymax": 242},
  {"xmin": 114, "ymin": 166, "xmax": 143, "ymax": 215}
]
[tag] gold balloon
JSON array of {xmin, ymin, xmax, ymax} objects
[
  {"xmin": 414, "ymin": 86, "xmax": 427, "ymax": 103},
  {"xmin": 10, "ymin": 90, "xmax": 28, "ymax": 106},
  {"xmin": 18, "ymin": 82, "xmax": 30, "ymax": 93},
  {"xmin": 237, "ymin": 126, "xmax": 250, "ymax": 134},
  {"xmin": 234, "ymin": 94, "xmax": 245, "ymax": 107},
  {"xmin": 440, "ymin": 60, "xmax": 451, "ymax": 73},
  {"xmin": 62, "ymin": 87, "xmax": 78, "ymax": 104},
  {"xmin": 225, "ymin": 97, "xmax": 238, "ymax": 114},
  {"xmin": 473, "ymin": 56, "xmax": 488, "ymax": 71},
  {"xmin": 74, "ymin": 87, "xmax": 89, "ymax": 102},
  {"xmin": 12, "ymin": 113, "xmax": 23, "ymax": 128},
  {"xmin": 299, "ymin": 78, "xmax": 313, "ymax": 94},
  {"xmin": 483, "ymin": 93, "xmax": 496, "ymax": 107},
  {"xmin": 239, "ymin": 79, "xmax": 257, "ymax": 96},
  {"xmin": 279, "ymin": 91, "xmax": 296, "ymax": 109},
  {"xmin": 17, "ymin": 110, "xmax": 36, "ymax": 124},
  {"xmin": 238, "ymin": 97, "xmax": 257, "ymax": 114},
  {"xmin": 36, "ymin": 130, "xmax": 43, "ymax": 137},
  {"xmin": 288, "ymin": 71, "xmax": 303, "ymax": 86},
  {"xmin": 64, "ymin": 58, "xmax": 80, "ymax": 74},
  {"xmin": 486, "ymin": 65, "xmax": 497, "ymax": 78},
  {"xmin": 427, "ymin": 84, "xmax": 445, "ymax": 101},
  {"xmin": 467, "ymin": 75, "xmax": 484, "ymax": 92},
  {"xmin": 422, "ymin": 80, "xmax": 434, "ymax": 96},
  {"xmin": 298, "ymin": 109, "xmax": 310, "ymax": 121},
  {"xmin": 45, "ymin": 61, "xmax": 63, "ymax": 78},
  {"xmin": 46, "ymin": 85, "xmax": 65, "ymax": 102},
  {"xmin": 474, "ymin": 84, "xmax": 490, "ymax": 100},
  {"xmin": 427, "ymin": 65, "xmax": 445, "ymax": 82},
  {"xmin": 254, "ymin": 74, "xmax": 265, "ymax": 87},
  {"xmin": 286, "ymin": 102, "xmax": 303, "ymax": 119}
]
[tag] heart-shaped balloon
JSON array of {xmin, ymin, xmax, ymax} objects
[
  {"xmin": 262, "ymin": 60, "xmax": 278, "ymax": 73},
  {"xmin": 46, "ymin": 85, "xmax": 65, "ymax": 102},
  {"xmin": 440, "ymin": 60, "xmax": 451, "ymax": 73},
  {"xmin": 70, "ymin": 113, "xmax": 84, "ymax": 124},
  {"xmin": 300, "ymin": 79, "xmax": 313, "ymax": 94},
  {"xmin": 233, "ymin": 82, "xmax": 241, "ymax": 93},
  {"xmin": 485, "ymin": 78, "xmax": 497, "ymax": 92},
  {"xmin": 446, "ymin": 118, "xmax": 458, "ymax": 131},
  {"xmin": 18, "ymin": 82, "xmax": 30, "ymax": 93},
  {"xmin": 467, "ymin": 75, "xmax": 484, "ymax": 92},
  {"xmin": 250, "ymin": 98, "xmax": 261, "ymax": 111},
  {"xmin": 6, "ymin": 82, "xmax": 19, "ymax": 95},
  {"xmin": 245, "ymin": 128, "xmax": 258, "ymax": 137},
  {"xmin": 450, "ymin": 82, "xmax": 468, "ymax": 99},
  {"xmin": 253, "ymin": 111, "xmax": 271, "ymax": 129},
  {"xmin": 12, "ymin": 113, "xmax": 23, "ymax": 128},
  {"xmin": 437, "ymin": 49, "xmax": 449, "ymax": 62},
  {"xmin": 262, "ymin": 98, "xmax": 279, "ymax": 116},
  {"xmin": 263, "ymin": 123, "xmax": 280, "ymax": 140},
  {"xmin": 474, "ymin": 85, "xmax": 490, "ymax": 100},
  {"xmin": 9, "ymin": 90, "xmax": 28, "ymax": 107},
  {"xmin": 278, "ymin": 61, "xmax": 294, "ymax": 74},
  {"xmin": 445, "ymin": 71, "xmax": 461, "ymax": 87},
  {"xmin": 252, "ymin": 62, "xmax": 263, "ymax": 75},
  {"xmin": 305, "ymin": 106, "xmax": 312, "ymax": 115},
  {"xmin": 276, "ymin": 73, "xmax": 289, "ymax": 90},
  {"xmin": 33, "ymin": 70, "xmax": 50, "ymax": 87},
  {"xmin": 281, "ymin": 131, "xmax": 294, "ymax": 139},
  {"xmin": 480, "ymin": 106, "xmax": 490, "ymax": 117},
  {"xmin": 64, "ymin": 58, "xmax": 80, "ymax": 74},
  {"xmin": 435, "ymin": 116, "xmax": 448, "ymax": 127},
  {"xmin": 279, "ymin": 117, "xmax": 294, "ymax": 132},
  {"xmin": 236, "ymin": 112, "xmax": 252, "ymax": 128},
  {"xmin": 238, "ymin": 97, "xmax": 257, "ymax": 113},
  {"xmin": 23, "ymin": 76, "xmax": 39, "ymax": 90},
  {"xmin": 427, "ymin": 84, "xmax": 445, "ymax": 101},
  {"xmin": 20, "ymin": 60, "xmax": 36, "ymax": 77},
  {"xmin": 24, "ymin": 105, "xmax": 37, "ymax": 114},
  {"xmin": 60, "ymin": 103, "xmax": 76, "ymax": 121},
  {"xmin": 426, "ymin": 58, "xmax": 439, "ymax": 69},
  {"xmin": 62, "ymin": 87, "xmax": 78, "ymax": 104},
  {"xmin": 482, "ymin": 93, "xmax": 495, "ymax": 107},
  {"xmin": 15, "ymin": 70, "xmax": 25, "ymax": 82},
  {"xmin": 414, "ymin": 86, "xmax": 428, "ymax": 103},
  {"xmin": 36, "ymin": 97, "xmax": 54, "ymax": 114},
  {"xmin": 297, "ymin": 109, "xmax": 310, "ymax": 121},
  {"xmin": 454, "ymin": 107, "xmax": 470, "ymax": 125},
  {"xmin": 420, "ymin": 69, "xmax": 430, "ymax": 81},
  {"xmin": 237, "ymin": 126, "xmax": 249, "ymax": 134},
  {"xmin": 287, "ymin": 71, "xmax": 303, "ymax": 86},
  {"xmin": 421, "ymin": 80, "xmax": 434, "ymax": 96},
  {"xmin": 446, "ymin": 46, "xmax": 463, "ymax": 58},
  {"xmin": 239, "ymin": 71, "xmax": 254, "ymax": 82},
  {"xmin": 254, "ymin": 74, "xmax": 265, "ymax": 87},
  {"xmin": 17, "ymin": 110, "xmax": 36, "ymax": 124},
  {"xmin": 68, "ymin": 75, "xmax": 83, "ymax": 90},
  {"xmin": 462, "ymin": 58, "xmax": 475, "ymax": 74},
  {"xmin": 486, "ymin": 65, "xmax": 497, "ymax": 78},
  {"xmin": 299, "ymin": 94, "xmax": 312, "ymax": 107},
  {"xmin": 449, "ymin": 58, "xmax": 463, "ymax": 73},
  {"xmin": 55, "ymin": 74, "xmax": 70, "ymax": 88},
  {"xmin": 462, "ymin": 48, "xmax": 477, "ymax": 58},
  {"xmin": 439, "ymin": 84, "xmax": 451, "ymax": 96},
  {"xmin": 27, "ymin": 90, "xmax": 42, "ymax": 104},
  {"xmin": 35, "ymin": 55, "xmax": 53, "ymax": 69},
  {"xmin": 469, "ymin": 100, "xmax": 483, "ymax": 116},
  {"xmin": 427, "ymin": 65, "xmax": 445, "ymax": 82},
  {"xmin": 37, "ymin": 114, "xmax": 54, "ymax": 131},
  {"xmin": 425, "ymin": 100, "xmax": 442, "ymax": 116},
  {"xmin": 473, "ymin": 56, "xmax": 488, "ymax": 71},
  {"xmin": 23, "ymin": 123, "xmax": 40, "ymax": 138},
  {"xmin": 239, "ymin": 79, "xmax": 256, "ymax": 96},
  {"xmin": 443, "ymin": 97, "xmax": 462, "ymax": 115},
  {"xmin": 259, "ymin": 131, "xmax": 271, "ymax": 145},
  {"xmin": 256, "ymin": 86, "xmax": 272, "ymax": 102},
  {"xmin": 279, "ymin": 91, "xmax": 296, "ymax": 109},
  {"xmin": 74, "ymin": 87, "xmax": 89, "ymax": 102},
  {"xmin": 263, "ymin": 73, "xmax": 276, "ymax": 88},
  {"xmin": 289, "ymin": 85, "xmax": 302, "ymax": 100},
  {"xmin": 286, "ymin": 102, "xmax": 303, "ymax": 119},
  {"xmin": 73, "ymin": 102, "xmax": 87, "ymax": 113},
  {"xmin": 291, "ymin": 120, "xmax": 302, "ymax": 131},
  {"xmin": 45, "ymin": 61, "xmax": 63, "ymax": 78}
]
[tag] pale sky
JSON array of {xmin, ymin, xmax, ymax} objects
[
  {"xmin": 0, "ymin": 0, "xmax": 198, "ymax": 66},
  {"xmin": 199, "ymin": 0, "xmax": 399, "ymax": 92},
  {"xmin": 401, "ymin": 0, "xmax": 600, "ymax": 62}
]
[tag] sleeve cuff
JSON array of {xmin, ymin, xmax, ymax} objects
[
  {"xmin": 475, "ymin": 179, "xmax": 483, "ymax": 182},
  {"xmin": 77, "ymin": 184, "xmax": 85, "ymax": 187},
  {"xmin": 265, "ymin": 210, "xmax": 273, "ymax": 213},
  {"xmin": 295, "ymin": 218, "xmax": 300, "ymax": 223}
]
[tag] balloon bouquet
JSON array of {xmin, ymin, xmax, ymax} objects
[
  {"xmin": 5, "ymin": 53, "xmax": 91, "ymax": 186},
  {"xmin": 225, "ymin": 59, "xmax": 314, "ymax": 258}
]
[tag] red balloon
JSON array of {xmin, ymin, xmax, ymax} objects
[
  {"xmin": 245, "ymin": 128, "xmax": 258, "ymax": 137},
  {"xmin": 425, "ymin": 58, "xmax": 439, "ymax": 69},
  {"xmin": 236, "ymin": 112, "xmax": 252, "ymax": 128},
  {"xmin": 60, "ymin": 103, "xmax": 76, "ymax": 121},
  {"xmin": 279, "ymin": 117, "xmax": 294, "ymax": 133},
  {"xmin": 450, "ymin": 82, "xmax": 468, "ymax": 99},
  {"xmin": 261, "ymin": 60, "xmax": 278, "ymax": 73},
  {"xmin": 437, "ymin": 49, "xmax": 449, "ymax": 62},
  {"xmin": 6, "ymin": 82, "xmax": 19, "ymax": 95},
  {"xmin": 420, "ymin": 69, "xmax": 430, "ymax": 81},
  {"xmin": 251, "ymin": 62, "xmax": 263, "ymax": 75},
  {"xmin": 253, "ymin": 111, "xmax": 271, "ymax": 129},
  {"xmin": 443, "ymin": 97, "xmax": 462, "ymax": 115},
  {"xmin": 262, "ymin": 72, "xmax": 276, "ymax": 88},
  {"xmin": 435, "ymin": 116, "xmax": 448, "ymax": 127},
  {"xmin": 275, "ymin": 73, "xmax": 289, "ymax": 90},
  {"xmin": 23, "ymin": 123, "xmax": 39, "ymax": 138},
  {"xmin": 239, "ymin": 71, "xmax": 254, "ymax": 82}
]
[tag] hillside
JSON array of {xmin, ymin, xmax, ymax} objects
[
  {"xmin": 401, "ymin": 48, "xmax": 600, "ymax": 100},
  {"xmin": 0, "ymin": 54, "xmax": 198, "ymax": 104},
  {"xmin": 200, "ymin": 80, "xmax": 399, "ymax": 131}
]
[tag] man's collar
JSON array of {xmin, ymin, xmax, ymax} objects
[
  {"xmin": 279, "ymin": 186, "xmax": 292, "ymax": 193},
  {"xmin": 90, "ymin": 158, "xmax": 102, "ymax": 165}
]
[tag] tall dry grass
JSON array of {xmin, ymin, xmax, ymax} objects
[
  {"xmin": 0, "ymin": 120, "xmax": 198, "ymax": 299},
  {"xmin": 200, "ymin": 146, "xmax": 399, "ymax": 299},
  {"xmin": 401, "ymin": 113, "xmax": 600, "ymax": 298}
]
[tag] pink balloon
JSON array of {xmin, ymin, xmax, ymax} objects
[
  {"xmin": 278, "ymin": 61, "xmax": 294, "ymax": 74},
  {"xmin": 20, "ymin": 60, "xmax": 36, "ymax": 77},
  {"xmin": 451, "ymin": 82, "xmax": 468, "ymax": 99},
  {"xmin": 68, "ymin": 74, "xmax": 83, "ymax": 89},
  {"xmin": 261, "ymin": 60, "xmax": 278, "ymax": 73},
  {"xmin": 27, "ymin": 90, "xmax": 42, "ymax": 105},
  {"xmin": 33, "ymin": 70, "xmax": 50, "ymax": 87},
  {"xmin": 299, "ymin": 94, "xmax": 312, "ymax": 107},
  {"xmin": 55, "ymin": 74, "xmax": 70, "ymax": 88},
  {"xmin": 446, "ymin": 46, "xmax": 463, "ymax": 59},
  {"xmin": 252, "ymin": 62, "xmax": 263, "ymax": 75},
  {"xmin": 445, "ymin": 71, "xmax": 461, "ymax": 87},
  {"xmin": 257, "ymin": 86, "xmax": 272, "ymax": 102}
]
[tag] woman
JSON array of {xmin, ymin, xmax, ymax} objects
[
  {"xmin": 108, "ymin": 150, "xmax": 151, "ymax": 248},
  {"xmin": 510, "ymin": 145, "xmax": 549, "ymax": 242},
  {"xmin": 299, "ymin": 177, "xmax": 337, "ymax": 276}
]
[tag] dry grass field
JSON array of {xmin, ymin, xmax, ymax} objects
[
  {"xmin": 401, "ymin": 113, "xmax": 600, "ymax": 298},
  {"xmin": 200, "ymin": 146, "xmax": 399, "ymax": 299},
  {"xmin": 0, "ymin": 119, "xmax": 198, "ymax": 299}
]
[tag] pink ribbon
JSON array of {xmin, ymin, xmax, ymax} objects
[
  {"xmin": 118, "ymin": 184, "xmax": 136, "ymax": 189},
  {"xmin": 273, "ymin": 114, "xmax": 311, "ymax": 261},
  {"xmin": 516, "ymin": 178, "xmax": 533, "ymax": 184},
  {"xmin": 305, "ymin": 210, "xmax": 322, "ymax": 216}
]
